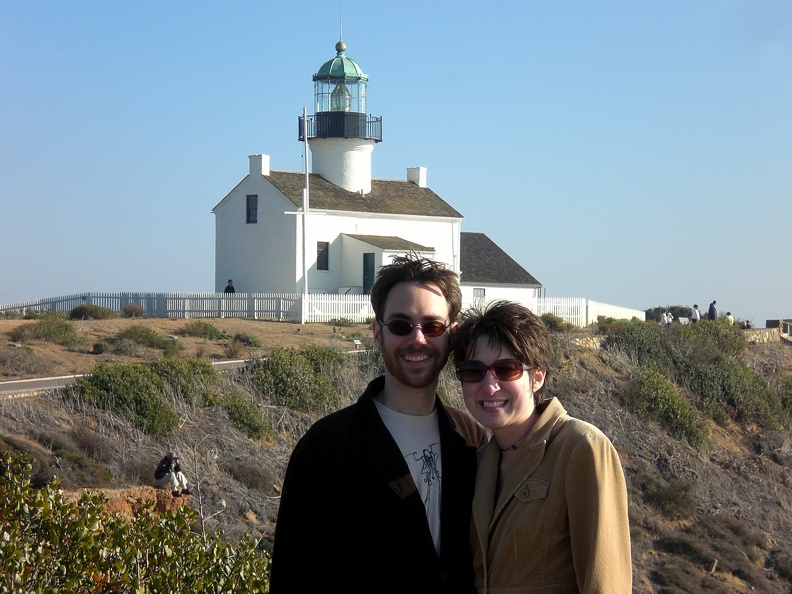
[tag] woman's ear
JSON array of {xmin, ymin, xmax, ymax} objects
[{"xmin": 531, "ymin": 368, "xmax": 546, "ymax": 392}]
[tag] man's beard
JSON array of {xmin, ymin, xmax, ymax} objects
[{"xmin": 380, "ymin": 343, "xmax": 449, "ymax": 389}]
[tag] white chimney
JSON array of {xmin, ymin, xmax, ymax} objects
[
  {"xmin": 407, "ymin": 166, "xmax": 427, "ymax": 188},
  {"xmin": 249, "ymin": 154, "xmax": 270, "ymax": 177}
]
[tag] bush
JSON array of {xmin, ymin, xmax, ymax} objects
[
  {"xmin": 233, "ymin": 332, "xmax": 262, "ymax": 347},
  {"xmin": 69, "ymin": 304, "xmax": 118, "ymax": 320},
  {"xmin": 540, "ymin": 313, "xmax": 573, "ymax": 333},
  {"xmin": 149, "ymin": 358, "xmax": 221, "ymax": 406},
  {"xmin": 224, "ymin": 390, "xmax": 271, "ymax": 440},
  {"xmin": 0, "ymin": 346, "xmax": 54, "ymax": 376},
  {"xmin": 114, "ymin": 325, "xmax": 168, "ymax": 349},
  {"xmin": 602, "ymin": 319, "xmax": 674, "ymax": 373},
  {"xmin": 248, "ymin": 347, "xmax": 339, "ymax": 414},
  {"xmin": 68, "ymin": 363, "xmax": 179, "ymax": 435},
  {"xmin": 9, "ymin": 313, "xmax": 78, "ymax": 345},
  {"xmin": 223, "ymin": 339, "xmax": 247, "ymax": 359},
  {"xmin": 122, "ymin": 302, "xmax": 145, "ymax": 318},
  {"xmin": 625, "ymin": 368, "xmax": 708, "ymax": 447},
  {"xmin": 0, "ymin": 451, "xmax": 271, "ymax": 592},
  {"xmin": 180, "ymin": 320, "xmax": 230, "ymax": 340}
]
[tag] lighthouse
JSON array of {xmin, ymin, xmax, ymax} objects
[{"xmin": 299, "ymin": 40, "xmax": 382, "ymax": 194}]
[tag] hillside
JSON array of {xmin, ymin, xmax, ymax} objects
[{"xmin": 2, "ymin": 317, "xmax": 792, "ymax": 593}]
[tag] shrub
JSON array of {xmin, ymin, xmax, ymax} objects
[
  {"xmin": 224, "ymin": 390, "xmax": 271, "ymax": 440},
  {"xmin": 179, "ymin": 320, "xmax": 230, "ymax": 340},
  {"xmin": 0, "ymin": 346, "xmax": 54, "ymax": 376},
  {"xmin": 149, "ymin": 358, "xmax": 221, "ymax": 406},
  {"xmin": 540, "ymin": 312, "xmax": 573, "ymax": 333},
  {"xmin": 233, "ymin": 332, "xmax": 262, "ymax": 347},
  {"xmin": 327, "ymin": 317, "xmax": 355, "ymax": 327},
  {"xmin": 299, "ymin": 344, "xmax": 348, "ymax": 376},
  {"xmin": 625, "ymin": 368, "xmax": 707, "ymax": 447},
  {"xmin": 227, "ymin": 457, "xmax": 276, "ymax": 493},
  {"xmin": 68, "ymin": 363, "xmax": 179, "ymax": 435},
  {"xmin": 69, "ymin": 304, "xmax": 118, "ymax": 320},
  {"xmin": 223, "ymin": 339, "xmax": 247, "ymax": 359},
  {"xmin": 248, "ymin": 347, "xmax": 339, "ymax": 414},
  {"xmin": 0, "ymin": 451, "xmax": 271, "ymax": 592},
  {"xmin": 121, "ymin": 302, "xmax": 145, "ymax": 318},
  {"xmin": 115, "ymin": 325, "xmax": 168, "ymax": 349},
  {"xmin": 602, "ymin": 319, "xmax": 674, "ymax": 373},
  {"xmin": 9, "ymin": 313, "xmax": 77, "ymax": 345}
]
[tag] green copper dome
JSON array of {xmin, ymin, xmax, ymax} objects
[{"xmin": 313, "ymin": 40, "xmax": 368, "ymax": 82}]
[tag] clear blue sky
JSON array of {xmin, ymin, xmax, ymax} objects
[{"xmin": 2, "ymin": 1, "xmax": 790, "ymax": 325}]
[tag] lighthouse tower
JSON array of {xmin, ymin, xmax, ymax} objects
[{"xmin": 299, "ymin": 40, "xmax": 382, "ymax": 194}]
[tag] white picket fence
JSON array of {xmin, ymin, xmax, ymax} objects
[{"xmin": 0, "ymin": 292, "xmax": 645, "ymax": 327}]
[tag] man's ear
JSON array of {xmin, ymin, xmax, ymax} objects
[
  {"xmin": 372, "ymin": 319, "xmax": 383, "ymax": 350},
  {"xmin": 448, "ymin": 321, "xmax": 459, "ymax": 349}
]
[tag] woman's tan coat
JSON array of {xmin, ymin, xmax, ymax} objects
[{"xmin": 470, "ymin": 398, "xmax": 632, "ymax": 593}]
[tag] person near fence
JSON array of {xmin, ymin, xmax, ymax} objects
[
  {"xmin": 224, "ymin": 279, "xmax": 236, "ymax": 293},
  {"xmin": 270, "ymin": 254, "xmax": 488, "ymax": 593},
  {"xmin": 453, "ymin": 300, "xmax": 632, "ymax": 593},
  {"xmin": 154, "ymin": 451, "xmax": 191, "ymax": 497}
]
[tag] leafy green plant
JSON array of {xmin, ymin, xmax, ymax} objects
[
  {"xmin": 180, "ymin": 320, "xmax": 230, "ymax": 340},
  {"xmin": 0, "ymin": 451, "xmax": 271, "ymax": 593},
  {"xmin": 540, "ymin": 312, "xmax": 574, "ymax": 333},
  {"xmin": 327, "ymin": 317, "xmax": 355, "ymax": 327},
  {"xmin": 69, "ymin": 304, "xmax": 118, "ymax": 320},
  {"xmin": 68, "ymin": 363, "xmax": 178, "ymax": 435},
  {"xmin": 223, "ymin": 339, "xmax": 247, "ymax": 359},
  {"xmin": 114, "ymin": 325, "xmax": 168, "ymax": 349},
  {"xmin": 625, "ymin": 368, "xmax": 707, "ymax": 447},
  {"xmin": 248, "ymin": 347, "xmax": 339, "ymax": 414},
  {"xmin": 0, "ymin": 346, "xmax": 53, "ymax": 376},
  {"xmin": 9, "ymin": 313, "xmax": 77, "ymax": 345},
  {"xmin": 149, "ymin": 359, "xmax": 221, "ymax": 406},
  {"xmin": 224, "ymin": 390, "xmax": 271, "ymax": 439},
  {"xmin": 233, "ymin": 332, "xmax": 262, "ymax": 347}
]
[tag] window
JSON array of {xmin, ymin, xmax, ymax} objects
[
  {"xmin": 317, "ymin": 241, "xmax": 329, "ymax": 271},
  {"xmin": 473, "ymin": 288, "xmax": 485, "ymax": 299},
  {"xmin": 246, "ymin": 195, "xmax": 258, "ymax": 224}
]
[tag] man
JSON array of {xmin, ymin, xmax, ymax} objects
[
  {"xmin": 224, "ymin": 279, "xmax": 235, "ymax": 293},
  {"xmin": 708, "ymin": 300, "xmax": 718, "ymax": 321},
  {"xmin": 154, "ymin": 451, "xmax": 191, "ymax": 498},
  {"xmin": 690, "ymin": 304, "xmax": 701, "ymax": 323},
  {"xmin": 270, "ymin": 255, "xmax": 487, "ymax": 593}
]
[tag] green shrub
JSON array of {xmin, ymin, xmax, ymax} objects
[
  {"xmin": 122, "ymin": 302, "xmax": 145, "ymax": 318},
  {"xmin": 540, "ymin": 312, "xmax": 573, "ymax": 333},
  {"xmin": 9, "ymin": 314, "xmax": 77, "ymax": 345},
  {"xmin": 602, "ymin": 319, "xmax": 674, "ymax": 373},
  {"xmin": 625, "ymin": 368, "xmax": 707, "ymax": 447},
  {"xmin": 224, "ymin": 390, "xmax": 271, "ymax": 439},
  {"xmin": 299, "ymin": 344, "xmax": 348, "ymax": 376},
  {"xmin": 68, "ymin": 363, "xmax": 179, "ymax": 435},
  {"xmin": 224, "ymin": 339, "xmax": 247, "ymax": 358},
  {"xmin": 0, "ymin": 451, "xmax": 271, "ymax": 593},
  {"xmin": 149, "ymin": 358, "xmax": 221, "ymax": 406},
  {"xmin": 180, "ymin": 320, "xmax": 230, "ymax": 340},
  {"xmin": 69, "ymin": 304, "xmax": 118, "ymax": 320},
  {"xmin": 233, "ymin": 332, "xmax": 262, "ymax": 347},
  {"xmin": 327, "ymin": 317, "xmax": 355, "ymax": 327},
  {"xmin": 115, "ymin": 325, "xmax": 167, "ymax": 349},
  {"xmin": 248, "ymin": 347, "xmax": 339, "ymax": 414}
]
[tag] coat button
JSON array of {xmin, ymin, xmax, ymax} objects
[{"xmin": 521, "ymin": 489, "xmax": 530, "ymax": 497}]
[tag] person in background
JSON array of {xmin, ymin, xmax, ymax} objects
[
  {"xmin": 690, "ymin": 304, "xmax": 701, "ymax": 323},
  {"xmin": 453, "ymin": 300, "xmax": 632, "ymax": 593},
  {"xmin": 154, "ymin": 451, "xmax": 191, "ymax": 498},
  {"xmin": 708, "ymin": 300, "xmax": 718, "ymax": 321},
  {"xmin": 270, "ymin": 254, "xmax": 488, "ymax": 593},
  {"xmin": 224, "ymin": 279, "xmax": 236, "ymax": 293},
  {"xmin": 660, "ymin": 310, "xmax": 669, "ymax": 330},
  {"xmin": 726, "ymin": 311, "xmax": 735, "ymax": 326}
]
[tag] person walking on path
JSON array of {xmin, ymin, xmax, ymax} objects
[
  {"xmin": 270, "ymin": 254, "xmax": 488, "ymax": 593},
  {"xmin": 708, "ymin": 300, "xmax": 718, "ymax": 321},
  {"xmin": 453, "ymin": 301, "xmax": 632, "ymax": 593}
]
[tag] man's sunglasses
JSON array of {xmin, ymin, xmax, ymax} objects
[
  {"xmin": 377, "ymin": 319, "xmax": 450, "ymax": 337},
  {"xmin": 455, "ymin": 359, "xmax": 532, "ymax": 383}
]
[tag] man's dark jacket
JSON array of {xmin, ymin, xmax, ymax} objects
[{"xmin": 270, "ymin": 376, "xmax": 487, "ymax": 593}]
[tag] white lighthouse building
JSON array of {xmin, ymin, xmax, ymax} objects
[{"xmin": 212, "ymin": 40, "xmax": 541, "ymax": 302}]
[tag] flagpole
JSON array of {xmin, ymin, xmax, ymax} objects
[{"xmin": 301, "ymin": 106, "xmax": 310, "ymax": 324}]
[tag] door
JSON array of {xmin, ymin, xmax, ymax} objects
[{"xmin": 363, "ymin": 253, "xmax": 375, "ymax": 294}]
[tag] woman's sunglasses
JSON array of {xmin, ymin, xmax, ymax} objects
[
  {"xmin": 377, "ymin": 319, "xmax": 450, "ymax": 337},
  {"xmin": 455, "ymin": 359, "xmax": 532, "ymax": 383}
]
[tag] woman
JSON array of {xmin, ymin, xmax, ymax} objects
[{"xmin": 453, "ymin": 300, "xmax": 632, "ymax": 593}]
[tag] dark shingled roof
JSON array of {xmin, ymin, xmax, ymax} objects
[
  {"xmin": 344, "ymin": 234, "xmax": 434, "ymax": 251},
  {"xmin": 460, "ymin": 232, "xmax": 541, "ymax": 287},
  {"xmin": 266, "ymin": 171, "xmax": 462, "ymax": 217}
]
